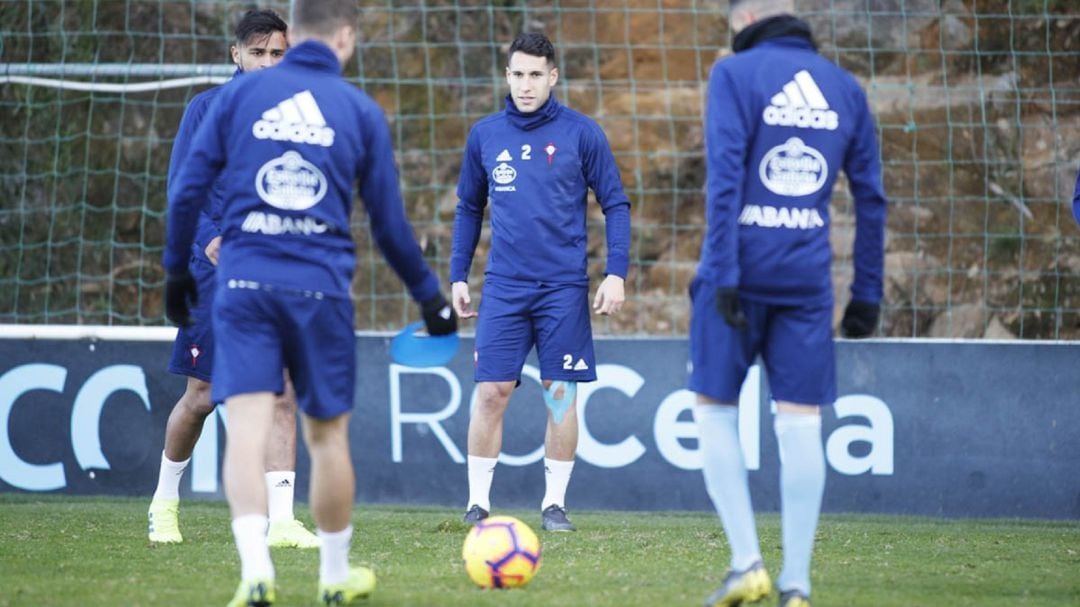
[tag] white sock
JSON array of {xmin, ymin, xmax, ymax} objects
[
  {"xmin": 152, "ymin": 452, "xmax": 189, "ymax": 501},
  {"xmin": 693, "ymin": 404, "xmax": 762, "ymax": 572},
  {"xmin": 541, "ymin": 457, "xmax": 575, "ymax": 510},
  {"xmin": 318, "ymin": 525, "xmax": 353, "ymax": 585},
  {"xmin": 467, "ymin": 455, "xmax": 497, "ymax": 511},
  {"xmin": 231, "ymin": 514, "xmax": 274, "ymax": 581},
  {"xmin": 265, "ymin": 471, "xmax": 296, "ymax": 522},
  {"xmin": 775, "ymin": 412, "xmax": 825, "ymax": 596}
]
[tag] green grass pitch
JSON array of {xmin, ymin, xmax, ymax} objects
[{"xmin": 0, "ymin": 494, "xmax": 1076, "ymax": 606}]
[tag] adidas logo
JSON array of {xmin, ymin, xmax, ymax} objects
[
  {"xmin": 762, "ymin": 70, "xmax": 838, "ymax": 131},
  {"xmin": 573, "ymin": 359, "xmax": 589, "ymax": 371},
  {"xmin": 496, "ymin": 149, "xmax": 513, "ymax": 162},
  {"xmin": 252, "ymin": 90, "xmax": 336, "ymax": 147},
  {"xmin": 275, "ymin": 479, "xmax": 292, "ymax": 488}
]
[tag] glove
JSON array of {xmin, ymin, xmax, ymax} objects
[
  {"xmin": 165, "ymin": 271, "xmax": 198, "ymax": 328},
  {"xmin": 716, "ymin": 287, "xmax": 747, "ymax": 329},
  {"xmin": 841, "ymin": 300, "xmax": 880, "ymax": 338},
  {"xmin": 421, "ymin": 293, "xmax": 458, "ymax": 336}
]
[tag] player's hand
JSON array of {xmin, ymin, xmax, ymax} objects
[
  {"xmin": 841, "ymin": 300, "xmax": 879, "ymax": 338},
  {"xmin": 716, "ymin": 287, "xmax": 747, "ymax": 329},
  {"xmin": 451, "ymin": 281, "xmax": 477, "ymax": 319},
  {"xmin": 204, "ymin": 236, "xmax": 222, "ymax": 266},
  {"xmin": 421, "ymin": 293, "xmax": 458, "ymax": 336},
  {"xmin": 593, "ymin": 275, "xmax": 625, "ymax": 315},
  {"xmin": 165, "ymin": 270, "xmax": 198, "ymax": 328}
]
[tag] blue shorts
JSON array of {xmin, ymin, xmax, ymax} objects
[
  {"xmin": 167, "ymin": 258, "xmax": 217, "ymax": 382},
  {"xmin": 688, "ymin": 278, "xmax": 836, "ymax": 405},
  {"xmin": 474, "ymin": 280, "xmax": 596, "ymax": 383},
  {"xmin": 211, "ymin": 282, "xmax": 355, "ymax": 419}
]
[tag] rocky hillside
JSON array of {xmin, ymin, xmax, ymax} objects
[{"xmin": 1, "ymin": 0, "xmax": 1077, "ymax": 338}]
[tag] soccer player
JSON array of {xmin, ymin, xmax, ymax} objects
[
  {"xmin": 148, "ymin": 8, "xmax": 319, "ymax": 550},
  {"xmin": 163, "ymin": 0, "xmax": 457, "ymax": 604},
  {"xmin": 451, "ymin": 32, "xmax": 632, "ymax": 532},
  {"xmin": 691, "ymin": 1, "xmax": 886, "ymax": 606}
]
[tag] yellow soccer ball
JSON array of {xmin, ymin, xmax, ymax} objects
[{"xmin": 461, "ymin": 515, "xmax": 541, "ymax": 589}]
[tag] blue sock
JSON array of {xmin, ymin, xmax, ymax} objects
[
  {"xmin": 774, "ymin": 412, "xmax": 825, "ymax": 596},
  {"xmin": 693, "ymin": 404, "xmax": 761, "ymax": 571}
]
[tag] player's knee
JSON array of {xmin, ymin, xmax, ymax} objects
[
  {"xmin": 301, "ymin": 415, "xmax": 348, "ymax": 448},
  {"xmin": 475, "ymin": 381, "xmax": 513, "ymax": 414},
  {"xmin": 181, "ymin": 378, "xmax": 215, "ymax": 416}
]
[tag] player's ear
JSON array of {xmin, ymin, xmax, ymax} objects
[
  {"xmin": 230, "ymin": 44, "xmax": 241, "ymax": 68},
  {"xmin": 333, "ymin": 25, "xmax": 357, "ymax": 64},
  {"xmin": 730, "ymin": 8, "xmax": 755, "ymax": 34},
  {"xmin": 548, "ymin": 66, "xmax": 559, "ymax": 86}
]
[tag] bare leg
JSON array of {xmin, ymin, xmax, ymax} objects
[
  {"xmin": 467, "ymin": 381, "xmax": 516, "ymax": 457},
  {"xmin": 301, "ymin": 412, "xmax": 354, "ymax": 532},
  {"xmin": 264, "ymin": 375, "xmax": 297, "ymax": 472},
  {"xmin": 223, "ymin": 392, "xmax": 276, "ymax": 517},
  {"xmin": 542, "ymin": 380, "xmax": 578, "ymax": 461},
  {"xmin": 162, "ymin": 377, "xmax": 214, "ymax": 462},
  {"xmin": 223, "ymin": 392, "xmax": 277, "ymax": 584},
  {"xmin": 465, "ymin": 381, "xmax": 515, "ymax": 513},
  {"xmin": 148, "ymin": 376, "xmax": 214, "ymax": 542},
  {"xmin": 540, "ymin": 381, "xmax": 578, "ymax": 523}
]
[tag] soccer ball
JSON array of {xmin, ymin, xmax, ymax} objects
[{"xmin": 461, "ymin": 516, "xmax": 541, "ymax": 589}]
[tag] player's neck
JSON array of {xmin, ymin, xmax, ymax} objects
[{"xmin": 504, "ymin": 94, "xmax": 560, "ymax": 131}]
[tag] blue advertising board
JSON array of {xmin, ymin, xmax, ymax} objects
[{"xmin": 1, "ymin": 329, "xmax": 1077, "ymax": 519}]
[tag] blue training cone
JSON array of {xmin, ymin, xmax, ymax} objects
[{"xmin": 389, "ymin": 321, "xmax": 459, "ymax": 368}]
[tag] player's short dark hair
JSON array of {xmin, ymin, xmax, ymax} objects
[
  {"xmin": 234, "ymin": 9, "xmax": 287, "ymax": 46},
  {"xmin": 508, "ymin": 32, "xmax": 556, "ymax": 66},
  {"xmin": 291, "ymin": 0, "xmax": 359, "ymax": 37}
]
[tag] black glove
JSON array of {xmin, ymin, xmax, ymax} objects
[
  {"xmin": 421, "ymin": 293, "xmax": 458, "ymax": 336},
  {"xmin": 165, "ymin": 271, "xmax": 198, "ymax": 328},
  {"xmin": 716, "ymin": 287, "xmax": 747, "ymax": 329},
  {"xmin": 841, "ymin": 300, "xmax": 880, "ymax": 338}
]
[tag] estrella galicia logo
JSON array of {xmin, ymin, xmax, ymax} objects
[
  {"xmin": 492, "ymin": 162, "xmax": 517, "ymax": 185},
  {"xmin": 758, "ymin": 137, "xmax": 828, "ymax": 197},
  {"xmin": 255, "ymin": 151, "xmax": 328, "ymax": 210}
]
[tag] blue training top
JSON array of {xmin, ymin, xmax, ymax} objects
[
  {"xmin": 450, "ymin": 95, "xmax": 632, "ymax": 286},
  {"xmin": 698, "ymin": 35, "xmax": 888, "ymax": 306},
  {"xmin": 166, "ymin": 72, "xmax": 236, "ymax": 266},
  {"xmin": 164, "ymin": 40, "xmax": 439, "ymax": 303}
]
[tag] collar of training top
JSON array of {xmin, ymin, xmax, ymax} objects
[
  {"xmin": 732, "ymin": 14, "xmax": 817, "ymax": 53},
  {"xmin": 281, "ymin": 39, "xmax": 342, "ymax": 73},
  {"xmin": 504, "ymin": 93, "xmax": 562, "ymax": 131}
]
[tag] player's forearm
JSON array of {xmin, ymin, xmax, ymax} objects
[
  {"xmin": 602, "ymin": 202, "xmax": 631, "ymax": 278},
  {"xmin": 850, "ymin": 196, "xmax": 886, "ymax": 303},
  {"xmin": 449, "ymin": 203, "xmax": 483, "ymax": 283},
  {"xmin": 163, "ymin": 197, "xmax": 204, "ymax": 273},
  {"xmin": 192, "ymin": 210, "xmax": 219, "ymax": 255},
  {"xmin": 372, "ymin": 220, "xmax": 441, "ymax": 303},
  {"xmin": 847, "ymin": 160, "xmax": 888, "ymax": 302}
]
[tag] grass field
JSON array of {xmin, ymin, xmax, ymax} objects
[{"xmin": 0, "ymin": 494, "xmax": 1076, "ymax": 606}]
